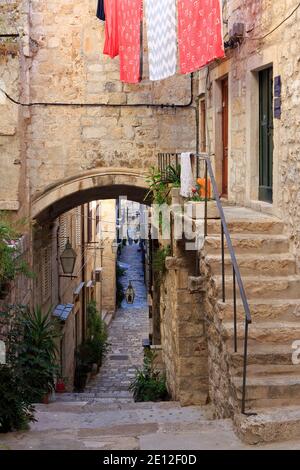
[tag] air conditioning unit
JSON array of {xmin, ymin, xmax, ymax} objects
[{"xmin": 94, "ymin": 267, "xmax": 103, "ymax": 283}]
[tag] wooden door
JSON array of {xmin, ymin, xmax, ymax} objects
[
  {"xmin": 222, "ymin": 78, "xmax": 229, "ymax": 196},
  {"xmin": 259, "ymin": 67, "xmax": 273, "ymax": 203}
]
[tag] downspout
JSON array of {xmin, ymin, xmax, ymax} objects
[
  {"xmin": 56, "ymin": 224, "xmax": 61, "ymax": 303},
  {"xmin": 81, "ymin": 205, "xmax": 86, "ymax": 342}
]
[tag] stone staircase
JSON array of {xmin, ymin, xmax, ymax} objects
[{"xmin": 205, "ymin": 206, "xmax": 300, "ymax": 443}]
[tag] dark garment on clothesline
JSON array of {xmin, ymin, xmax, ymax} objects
[{"xmin": 96, "ymin": 0, "xmax": 105, "ymax": 21}]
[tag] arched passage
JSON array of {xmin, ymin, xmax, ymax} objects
[
  {"xmin": 31, "ymin": 168, "xmax": 150, "ymax": 223},
  {"xmin": 30, "ymin": 167, "xmax": 158, "ymax": 396}
]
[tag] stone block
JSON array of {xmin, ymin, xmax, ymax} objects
[{"xmin": 188, "ymin": 276, "xmax": 206, "ymax": 293}]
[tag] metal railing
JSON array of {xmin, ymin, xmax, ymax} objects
[{"xmin": 158, "ymin": 152, "xmax": 252, "ymax": 414}]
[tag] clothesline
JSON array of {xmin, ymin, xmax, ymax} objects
[{"xmin": 96, "ymin": 0, "xmax": 225, "ymax": 84}]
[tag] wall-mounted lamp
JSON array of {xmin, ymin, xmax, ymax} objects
[
  {"xmin": 60, "ymin": 238, "xmax": 77, "ymax": 278},
  {"xmin": 125, "ymin": 281, "xmax": 135, "ymax": 305}
]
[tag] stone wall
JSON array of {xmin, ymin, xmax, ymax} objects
[
  {"xmin": 200, "ymin": 0, "xmax": 300, "ymax": 262},
  {"xmin": 0, "ymin": 1, "xmax": 22, "ymax": 211},
  {"xmin": 22, "ymin": 0, "xmax": 195, "ymax": 199},
  {"xmin": 159, "ymin": 213, "xmax": 240, "ymax": 414},
  {"xmin": 198, "ymin": 253, "xmax": 239, "ymax": 418},
  {"xmin": 160, "ymin": 244, "xmax": 209, "ymax": 406}
]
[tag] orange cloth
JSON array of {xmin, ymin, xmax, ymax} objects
[{"xmin": 197, "ymin": 178, "xmax": 212, "ymax": 198}]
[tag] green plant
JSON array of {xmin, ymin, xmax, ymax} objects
[
  {"xmin": 165, "ymin": 164, "xmax": 181, "ymax": 188},
  {"xmin": 74, "ymin": 302, "xmax": 109, "ymax": 391},
  {"xmin": 152, "ymin": 245, "xmax": 171, "ymax": 276},
  {"xmin": 0, "ymin": 365, "xmax": 35, "ymax": 433},
  {"xmin": 129, "ymin": 350, "xmax": 169, "ymax": 402},
  {"xmin": 145, "ymin": 167, "xmax": 171, "ymax": 205},
  {"xmin": 0, "ymin": 304, "xmax": 58, "ymax": 431},
  {"xmin": 116, "ymin": 264, "xmax": 125, "ymax": 307},
  {"xmin": 86, "ymin": 301, "xmax": 109, "ymax": 364},
  {"xmin": 74, "ymin": 343, "xmax": 91, "ymax": 392},
  {"xmin": 15, "ymin": 306, "xmax": 60, "ymax": 402},
  {"xmin": 0, "ymin": 213, "xmax": 34, "ymax": 297}
]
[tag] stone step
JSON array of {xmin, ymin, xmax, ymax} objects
[
  {"xmin": 223, "ymin": 321, "xmax": 300, "ymax": 344},
  {"xmin": 234, "ymin": 406, "xmax": 300, "ymax": 444},
  {"xmin": 229, "ymin": 343, "xmax": 295, "ymax": 367},
  {"xmin": 235, "ymin": 364, "xmax": 300, "ymax": 377},
  {"xmin": 205, "ymin": 234, "xmax": 289, "ymax": 255},
  {"xmin": 218, "ymin": 299, "xmax": 300, "ymax": 322},
  {"xmin": 208, "ymin": 253, "xmax": 296, "ymax": 277},
  {"xmin": 233, "ymin": 374, "xmax": 300, "ymax": 407},
  {"xmin": 55, "ymin": 393, "xmax": 133, "ymax": 403},
  {"xmin": 215, "ymin": 275, "xmax": 300, "ymax": 300},
  {"xmin": 207, "ymin": 218, "xmax": 285, "ymax": 236}
]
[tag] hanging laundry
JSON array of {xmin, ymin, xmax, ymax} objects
[
  {"xmin": 96, "ymin": 0, "xmax": 105, "ymax": 21},
  {"xmin": 178, "ymin": 0, "xmax": 225, "ymax": 75},
  {"xmin": 180, "ymin": 153, "xmax": 194, "ymax": 198},
  {"xmin": 103, "ymin": 0, "xmax": 119, "ymax": 58},
  {"xmin": 118, "ymin": 0, "xmax": 143, "ymax": 84},
  {"xmin": 144, "ymin": 0, "xmax": 177, "ymax": 81}
]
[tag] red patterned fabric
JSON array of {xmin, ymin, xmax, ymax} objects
[
  {"xmin": 103, "ymin": 0, "xmax": 119, "ymax": 58},
  {"xmin": 118, "ymin": 0, "xmax": 143, "ymax": 84},
  {"xmin": 178, "ymin": 0, "xmax": 225, "ymax": 74}
]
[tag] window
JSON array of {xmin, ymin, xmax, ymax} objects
[
  {"xmin": 75, "ymin": 206, "xmax": 81, "ymax": 246},
  {"xmin": 88, "ymin": 203, "xmax": 93, "ymax": 243},
  {"xmin": 200, "ymin": 98, "xmax": 206, "ymax": 152},
  {"xmin": 41, "ymin": 246, "xmax": 52, "ymax": 302},
  {"xmin": 59, "ymin": 213, "xmax": 68, "ymax": 253}
]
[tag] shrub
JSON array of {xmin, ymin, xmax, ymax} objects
[
  {"xmin": 0, "ymin": 365, "xmax": 35, "ymax": 433},
  {"xmin": 74, "ymin": 301, "xmax": 109, "ymax": 391},
  {"xmin": 152, "ymin": 245, "xmax": 171, "ymax": 277},
  {"xmin": 116, "ymin": 264, "xmax": 125, "ymax": 307},
  {"xmin": 129, "ymin": 350, "xmax": 169, "ymax": 402},
  {"xmin": 87, "ymin": 300, "xmax": 109, "ymax": 362},
  {"xmin": 0, "ymin": 214, "xmax": 34, "ymax": 298},
  {"xmin": 1, "ymin": 305, "xmax": 60, "ymax": 404}
]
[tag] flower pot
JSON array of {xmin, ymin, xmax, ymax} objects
[
  {"xmin": 91, "ymin": 363, "xmax": 98, "ymax": 377},
  {"xmin": 55, "ymin": 379, "xmax": 66, "ymax": 393},
  {"xmin": 42, "ymin": 393, "xmax": 50, "ymax": 404},
  {"xmin": 186, "ymin": 200, "xmax": 220, "ymax": 219}
]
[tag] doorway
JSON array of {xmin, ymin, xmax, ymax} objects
[
  {"xmin": 221, "ymin": 77, "xmax": 229, "ymax": 196},
  {"xmin": 259, "ymin": 67, "xmax": 273, "ymax": 203}
]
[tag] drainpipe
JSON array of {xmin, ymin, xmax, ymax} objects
[
  {"xmin": 81, "ymin": 205, "xmax": 86, "ymax": 342},
  {"xmin": 56, "ymin": 225, "xmax": 61, "ymax": 303}
]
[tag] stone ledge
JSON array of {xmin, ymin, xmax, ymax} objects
[
  {"xmin": 165, "ymin": 256, "xmax": 190, "ymax": 271},
  {"xmin": 0, "ymin": 200, "xmax": 19, "ymax": 210}
]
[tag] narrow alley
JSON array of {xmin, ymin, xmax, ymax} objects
[{"xmin": 84, "ymin": 243, "xmax": 149, "ymax": 401}]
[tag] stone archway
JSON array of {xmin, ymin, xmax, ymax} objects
[{"xmin": 31, "ymin": 167, "xmax": 150, "ymax": 223}]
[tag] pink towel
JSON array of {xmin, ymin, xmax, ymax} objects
[
  {"xmin": 178, "ymin": 0, "xmax": 225, "ymax": 74},
  {"xmin": 118, "ymin": 0, "xmax": 143, "ymax": 84}
]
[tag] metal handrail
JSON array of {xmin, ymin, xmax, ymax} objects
[
  {"xmin": 158, "ymin": 152, "xmax": 252, "ymax": 414},
  {"xmin": 198, "ymin": 154, "xmax": 252, "ymax": 414}
]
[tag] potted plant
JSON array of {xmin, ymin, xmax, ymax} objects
[
  {"xmin": 14, "ymin": 306, "xmax": 60, "ymax": 404},
  {"xmin": 186, "ymin": 180, "xmax": 219, "ymax": 219},
  {"xmin": 55, "ymin": 376, "xmax": 67, "ymax": 393}
]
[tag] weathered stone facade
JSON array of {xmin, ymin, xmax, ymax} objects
[
  {"xmin": 201, "ymin": 0, "xmax": 300, "ymax": 260},
  {"xmin": 159, "ymin": 238, "xmax": 209, "ymax": 406},
  {"xmin": 0, "ymin": 0, "xmax": 196, "ymax": 217}
]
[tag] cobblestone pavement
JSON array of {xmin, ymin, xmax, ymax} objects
[{"xmin": 85, "ymin": 243, "xmax": 149, "ymax": 399}]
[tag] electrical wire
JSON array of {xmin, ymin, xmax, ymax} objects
[
  {"xmin": 245, "ymin": 1, "xmax": 300, "ymax": 40},
  {"xmin": 0, "ymin": 73, "xmax": 193, "ymax": 109}
]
